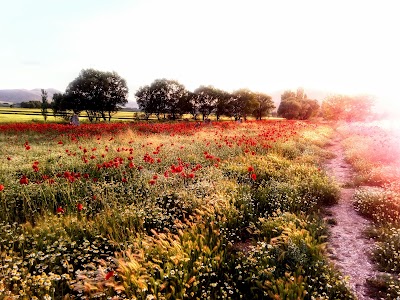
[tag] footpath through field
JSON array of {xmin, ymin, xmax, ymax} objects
[{"xmin": 324, "ymin": 137, "xmax": 378, "ymax": 300}]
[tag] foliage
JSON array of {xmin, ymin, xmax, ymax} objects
[
  {"xmin": 321, "ymin": 94, "xmax": 374, "ymax": 121},
  {"xmin": 231, "ymin": 89, "xmax": 259, "ymax": 121},
  {"xmin": 278, "ymin": 88, "xmax": 319, "ymax": 120},
  {"xmin": 252, "ymin": 92, "xmax": 275, "ymax": 120},
  {"xmin": 194, "ymin": 85, "xmax": 221, "ymax": 120},
  {"xmin": 136, "ymin": 79, "xmax": 188, "ymax": 120},
  {"xmin": 55, "ymin": 69, "xmax": 129, "ymax": 122},
  {"xmin": 20, "ymin": 100, "xmax": 43, "ymax": 109},
  {"xmin": 136, "ymin": 81, "xmax": 274, "ymax": 121}
]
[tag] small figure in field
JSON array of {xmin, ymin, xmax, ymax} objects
[{"xmin": 70, "ymin": 113, "xmax": 80, "ymax": 126}]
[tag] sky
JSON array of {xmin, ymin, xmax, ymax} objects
[{"xmin": 1, "ymin": 0, "xmax": 399, "ymax": 110}]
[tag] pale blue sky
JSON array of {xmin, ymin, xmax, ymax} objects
[{"xmin": 1, "ymin": 0, "xmax": 399, "ymax": 109}]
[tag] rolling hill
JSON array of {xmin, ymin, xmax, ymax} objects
[{"xmin": 0, "ymin": 89, "xmax": 61, "ymax": 104}]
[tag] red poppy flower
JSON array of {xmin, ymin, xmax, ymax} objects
[
  {"xmin": 248, "ymin": 166, "xmax": 254, "ymax": 172},
  {"xmin": 20, "ymin": 176, "xmax": 29, "ymax": 185},
  {"xmin": 149, "ymin": 179, "xmax": 156, "ymax": 185},
  {"xmin": 56, "ymin": 207, "xmax": 65, "ymax": 214},
  {"xmin": 105, "ymin": 271, "xmax": 114, "ymax": 280},
  {"xmin": 0, "ymin": 184, "xmax": 4, "ymax": 191},
  {"xmin": 77, "ymin": 203, "xmax": 83, "ymax": 212},
  {"xmin": 251, "ymin": 173, "xmax": 257, "ymax": 180}
]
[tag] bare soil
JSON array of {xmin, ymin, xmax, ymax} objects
[{"xmin": 324, "ymin": 138, "xmax": 378, "ymax": 300}]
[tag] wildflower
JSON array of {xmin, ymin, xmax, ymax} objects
[
  {"xmin": 20, "ymin": 175, "xmax": 29, "ymax": 185},
  {"xmin": 0, "ymin": 184, "xmax": 4, "ymax": 191},
  {"xmin": 77, "ymin": 203, "xmax": 83, "ymax": 212},
  {"xmin": 58, "ymin": 141, "xmax": 63, "ymax": 145},
  {"xmin": 7, "ymin": 156, "xmax": 11, "ymax": 160},
  {"xmin": 251, "ymin": 173, "xmax": 257, "ymax": 180},
  {"xmin": 105, "ymin": 271, "xmax": 114, "ymax": 280},
  {"xmin": 149, "ymin": 179, "xmax": 156, "ymax": 185},
  {"xmin": 248, "ymin": 166, "xmax": 254, "ymax": 172},
  {"xmin": 56, "ymin": 207, "xmax": 65, "ymax": 214},
  {"xmin": 188, "ymin": 173, "xmax": 195, "ymax": 179}
]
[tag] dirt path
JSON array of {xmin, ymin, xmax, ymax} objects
[{"xmin": 324, "ymin": 138, "xmax": 377, "ymax": 300}]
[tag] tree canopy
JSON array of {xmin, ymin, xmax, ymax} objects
[
  {"xmin": 136, "ymin": 79, "xmax": 275, "ymax": 121},
  {"xmin": 135, "ymin": 79, "xmax": 188, "ymax": 120},
  {"xmin": 278, "ymin": 88, "xmax": 319, "ymax": 120},
  {"xmin": 321, "ymin": 94, "xmax": 374, "ymax": 121},
  {"xmin": 53, "ymin": 69, "xmax": 128, "ymax": 122}
]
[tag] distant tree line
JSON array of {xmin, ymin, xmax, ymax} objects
[
  {"xmin": 276, "ymin": 88, "xmax": 374, "ymax": 121},
  {"xmin": 135, "ymin": 79, "xmax": 275, "ymax": 121},
  {"xmin": 20, "ymin": 100, "xmax": 51, "ymax": 109},
  {"xmin": 22, "ymin": 67, "xmax": 373, "ymax": 123}
]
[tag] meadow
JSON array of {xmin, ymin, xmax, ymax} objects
[
  {"xmin": 338, "ymin": 122, "xmax": 400, "ymax": 299},
  {"xmin": 0, "ymin": 107, "xmax": 139, "ymax": 123},
  {"xmin": 0, "ymin": 119, "xmax": 356, "ymax": 299}
]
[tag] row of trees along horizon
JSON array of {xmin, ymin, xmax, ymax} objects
[{"xmin": 21, "ymin": 68, "xmax": 374, "ymax": 122}]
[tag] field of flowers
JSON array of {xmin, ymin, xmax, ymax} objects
[
  {"xmin": 0, "ymin": 120, "xmax": 354, "ymax": 299},
  {"xmin": 338, "ymin": 122, "xmax": 400, "ymax": 299}
]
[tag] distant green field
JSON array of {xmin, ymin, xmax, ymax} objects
[
  {"xmin": 0, "ymin": 107, "xmax": 278, "ymax": 123},
  {"xmin": 0, "ymin": 107, "xmax": 140, "ymax": 123}
]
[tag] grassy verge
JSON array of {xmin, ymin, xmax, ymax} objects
[{"xmin": 338, "ymin": 121, "xmax": 400, "ymax": 299}]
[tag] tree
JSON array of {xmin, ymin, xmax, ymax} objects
[
  {"xmin": 277, "ymin": 98, "xmax": 302, "ymax": 119},
  {"xmin": 186, "ymin": 91, "xmax": 199, "ymax": 120},
  {"xmin": 161, "ymin": 80, "xmax": 188, "ymax": 120},
  {"xmin": 135, "ymin": 85, "xmax": 154, "ymax": 120},
  {"xmin": 281, "ymin": 90, "xmax": 296, "ymax": 101},
  {"xmin": 322, "ymin": 94, "xmax": 374, "ymax": 121},
  {"xmin": 214, "ymin": 90, "xmax": 233, "ymax": 120},
  {"xmin": 52, "ymin": 93, "xmax": 71, "ymax": 121},
  {"xmin": 231, "ymin": 89, "xmax": 259, "ymax": 120},
  {"xmin": 194, "ymin": 86, "xmax": 219, "ymax": 120},
  {"xmin": 41, "ymin": 89, "xmax": 48, "ymax": 121},
  {"xmin": 278, "ymin": 88, "xmax": 319, "ymax": 120},
  {"xmin": 252, "ymin": 92, "xmax": 275, "ymax": 120},
  {"xmin": 135, "ymin": 79, "xmax": 188, "ymax": 120},
  {"xmin": 65, "ymin": 69, "xmax": 128, "ymax": 122}
]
